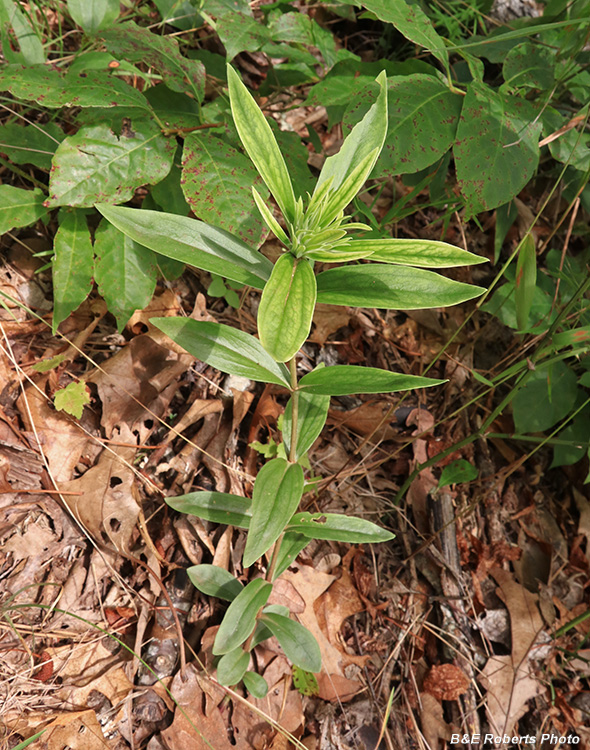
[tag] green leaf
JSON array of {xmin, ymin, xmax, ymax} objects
[
  {"xmin": 53, "ymin": 381, "xmax": 91, "ymax": 419},
  {"xmin": 101, "ymin": 21, "xmax": 205, "ymax": 101},
  {"xmin": 96, "ymin": 205, "xmax": 272, "ymax": 289},
  {"xmin": 314, "ymin": 71, "xmax": 387, "ymax": 217},
  {"xmin": 151, "ymin": 319, "xmax": 291, "ymax": 387},
  {"xmin": 515, "ymin": 234, "xmax": 537, "ymax": 331},
  {"xmin": 52, "ymin": 209, "xmax": 94, "ymax": 332},
  {"xmin": 438, "ymin": 460, "xmax": 478, "ymax": 487},
  {"xmin": 213, "ymin": 578, "xmax": 272, "ymax": 654},
  {"xmin": 227, "ymin": 64, "xmax": 296, "ymax": 222},
  {"xmin": 259, "ymin": 612, "xmax": 321, "ymax": 673},
  {"xmin": 513, "ymin": 362, "xmax": 578, "ymax": 434},
  {"xmin": 347, "ymin": 238, "xmax": 484, "ymax": 268},
  {"xmin": 32, "ymin": 354, "xmax": 67, "ymax": 373},
  {"xmin": 217, "ymin": 9, "xmax": 271, "ymax": 60},
  {"xmin": 47, "ymin": 120, "xmax": 175, "ymax": 208},
  {"xmin": 343, "ymin": 74, "xmax": 461, "ymax": 178},
  {"xmin": 0, "ymin": 0, "xmax": 44, "ymax": 64},
  {"xmin": 187, "ymin": 564, "xmax": 244, "ymax": 601},
  {"xmin": 272, "ymin": 531, "xmax": 309, "ymax": 580},
  {"xmin": 361, "ymin": 0, "xmax": 448, "ymax": 68},
  {"xmin": 316, "ymin": 264, "xmax": 485, "ymax": 310},
  {"xmin": 0, "ymin": 122, "xmax": 63, "ymax": 170},
  {"xmin": 181, "ymin": 131, "xmax": 267, "ymax": 247},
  {"xmin": 551, "ymin": 407, "xmax": 590, "ymax": 469},
  {"xmin": 94, "ymin": 221, "xmax": 157, "ymax": 332},
  {"xmin": 258, "ymin": 254, "xmax": 317, "ymax": 362},
  {"xmin": 243, "ymin": 458, "xmax": 304, "ymax": 568},
  {"xmin": 216, "ymin": 647, "xmax": 250, "ymax": 686},
  {"xmin": 243, "ymin": 671, "xmax": 269, "ymax": 698},
  {"xmin": 0, "ymin": 65, "xmax": 151, "ymax": 110},
  {"xmin": 299, "ymin": 365, "xmax": 445, "ymax": 396},
  {"xmin": 292, "ymin": 666, "xmax": 319, "ymax": 697},
  {"xmin": 166, "ymin": 491, "xmax": 252, "ymax": 528},
  {"xmin": 252, "ymin": 187, "xmax": 290, "ymax": 245},
  {"xmin": 0, "ymin": 186, "xmax": 48, "ymax": 235},
  {"xmin": 283, "ymin": 390, "xmax": 330, "ymax": 460},
  {"xmin": 67, "ymin": 0, "xmax": 119, "ymax": 34},
  {"xmin": 503, "ymin": 41, "xmax": 555, "ymax": 90},
  {"xmin": 454, "ymin": 82, "xmax": 541, "ymax": 214},
  {"xmin": 287, "ymin": 512, "xmax": 395, "ymax": 543}
]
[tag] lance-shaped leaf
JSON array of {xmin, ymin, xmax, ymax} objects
[
  {"xmin": 283, "ymin": 390, "xmax": 330, "ymax": 460},
  {"xmin": 313, "ymin": 70, "xmax": 387, "ymax": 217},
  {"xmin": 213, "ymin": 578, "xmax": 272, "ymax": 655},
  {"xmin": 515, "ymin": 234, "xmax": 536, "ymax": 331},
  {"xmin": 316, "ymin": 264, "xmax": 485, "ymax": 309},
  {"xmin": 0, "ymin": 185, "xmax": 48, "ymax": 235},
  {"xmin": 259, "ymin": 612, "xmax": 321, "ymax": 673},
  {"xmin": 299, "ymin": 365, "xmax": 445, "ymax": 396},
  {"xmin": 347, "ymin": 238, "xmax": 485, "ymax": 268},
  {"xmin": 187, "ymin": 564, "xmax": 244, "ymax": 601},
  {"xmin": 96, "ymin": 204, "xmax": 272, "ymax": 289},
  {"xmin": 216, "ymin": 647, "xmax": 250, "ymax": 686},
  {"xmin": 151, "ymin": 319, "xmax": 291, "ymax": 387},
  {"xmin": 287, "ymin": 512, "xmax": 395, "ymax": 543},
  {"xmin": 272, "ymin": 531, "xmax": 309, "ymax": 581},
  {"xmin": 258, "ymin": 253, "xmax": 316, "ymax": 362},
  {"xmin": 243, "ymin": 671, "xmax": 269, "ymax": 698},
  {"xmin": 166, "ymin": 491, "xmax": 252, "ymax": 528},
  {"xmin": 227, "ymin": 64, "xmax": 296, "ymax": 222},
  {"xmin": 243, "ymin": 459, "xmax": 304, "ymax": 568}
]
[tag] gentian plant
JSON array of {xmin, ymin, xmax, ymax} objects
[{"xmin": 96, "ymin": 66, "xmax": 485, "ymax": 696}]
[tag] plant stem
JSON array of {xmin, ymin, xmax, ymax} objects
[{"xmin": 289, "ymin": 356, "xmax": 299, "ymax": 464}]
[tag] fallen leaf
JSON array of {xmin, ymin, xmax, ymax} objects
[
  {"xmin": 310, "ymin": 303, "xmax": 351, "ymax": 346},
  {"xmin": 41, "ymin": 709, "xmax": 107, "ymax": 750},
  {"xmin": 423, "ymin": 663, "xmax": 470, "ymax": 701},
  {"xmin": 419, "ymin": 692, "xmax": 452, "ymax": 748}
]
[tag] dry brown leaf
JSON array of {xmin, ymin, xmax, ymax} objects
[
  {"xmin": 328, "ymin": 400, "xmax": 399, "ymax": 442},
  {"xmin": 419, "ymin": 692, "xmax": 452, "ymax": 749},
  {"xmin": 40, "ymin": 709, "xmax": 109, "ymax": 750},
  {"xmin": 310, "ymin": 304, "xmax": 351, "ymax": 345},
  {"xmin": 60, "ymin": 424, "xmax": 139, "ymax": 551}
]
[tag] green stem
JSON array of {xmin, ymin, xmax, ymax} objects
[
  {"xmin": 289, "ymin": 356, "xmax": 299, "ymax": 463},
  {"xmin": 0, "ymin": 155, "xmax": 48, "ymax": 191}
]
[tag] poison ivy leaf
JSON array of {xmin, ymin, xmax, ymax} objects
[
  {"xmin": 454, "ymin": 82, "xmax": 541, "ymax": 215},
  {"xmin": 347, "ymin": 238, "xmax": 484, "ymax": 267},
  {"xmin": 551, "ymin": 407, "xmax": 590, "ymax": 468},
  {"xmin": 101, "ymin": 21, "xmax": 205, "ymax": 101},
  {"xmin": 283, "ymin": 389, "xmax": 330, "ymax": 460},
  {"xmin": 0, "ymin": 186, "xmax": 48, "ymax": 235},
  {"xmin": 438, "ymin": 459, "xmax": 478, "ymax": 487},
  {"xmin": 166, "ymin": 491, "xmax": 252, "ymax": 528},
  {"xmin": 243, "ymin": 671, "xmax": 269, "ymax": 698},
  {"xmin": 287, "ymin": 512, "xmax": 395, "ymax": 543},
  {"xmin": 259, "ymin": 612, "xmax": 321, "ymax": 672},
  {"xmin": 216, "ymin": 647, "xmax": 249, "ymax": 686},
  {"xmin": 154, "ymin": 0, "xmax": 202, "ymax": 31},
  {"xmin": 181, "ymin": 131, "xmax": 267, "ymax": 246},
  {"xmin": 213, "ymin": 578, "xmax": 272, "ymax": 654},
  {"xmin": 258, "ymin": 254, "xmax": 317, "ymax": 362},
  {"xmin": 151, "ymin": 319, "xmax": 291, "ymax": 387},
  {"xmin": 53, "ymin": 381, "xmax": 91, "ymax": 419},
  {"xmin": 267, "ymin": 10, "xmax": 338, "ymax": 67},
  {"xmin": 0, "ymin": 122, "xmax": 63, "ymax": 170},
  {"xmin": 187, "ymin": 564, "xmax": 243, "ymax": 601},
  {"xmin": 227, "ymin": 64, "xmax": 296, "ymax": 222},
  {"xmin": 299, "ymin": 365, "xmax": 445, "ymax": 395},
  {"xmin": 96, "ymin": 205, "xmax": 272, "ymax": 289},
  {"xmin": 149, "ymin": 161, "xmax": 188, "ymax": 216},
  {"xmin": 343, "ymin": 74, "xmax": 462, "ymax": 177},
  {"xmin": 47, "ymin": 120, "xmax": 175, "ymax": 207},
  {"xmin": 243, "ymin": 458, "xmax": 304, "ymax": 567},
  {"xmin": 361, "ymin": 0, "xmax": 449, "ymax": 68},
  {"xmin": 513, "ymin": 361, "xmax": 578, "ymax": 434},
  {"xmin": 94, "ymin": 221, "xmax": 157, "ymax": 332},
  {"xmin": 316, "ymin": 264, "xmax": 485, "ymax": 309},
  {"xmin": 67, "ymin": 0, "xmax": 119, "ymax": 34},
  {"xmin": 144, "ymin": 83, "xmax": 202, "ymax": 131},
  {"xmin": 544, "ymin": 107, "xmax": 590, "ymax": 172},
  {"xmin": 52, "ymin": 209, "xmax": 94, "ymax": 332}
]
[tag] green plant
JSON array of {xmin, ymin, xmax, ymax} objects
[{"xmin": 96, "ymin": 65, "xmax": 485, "ymax": 693}]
